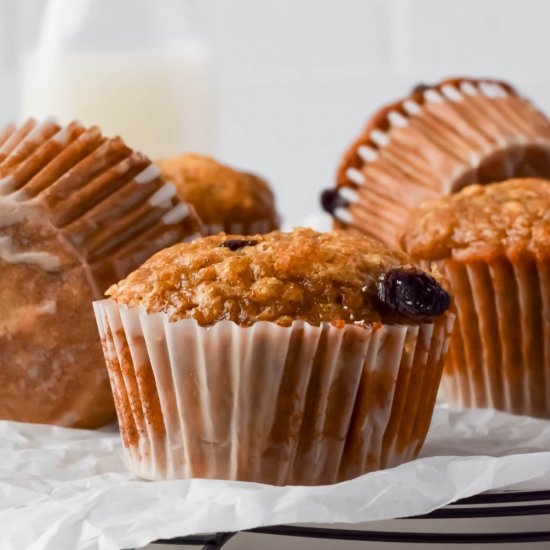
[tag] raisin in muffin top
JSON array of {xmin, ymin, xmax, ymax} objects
[
  {"xmin": 155, "ymin": 153, "xmax": 279, "ymax": 233},
  {"xmin": 107, "ymin": 228, "xmax": 450, "ymax": 326},
  {"xmin": 401, "ymin": 179, "xmax": 550, "ymax": 262}
]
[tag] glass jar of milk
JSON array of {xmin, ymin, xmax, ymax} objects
[{"xmin": 20, "ymin": 0, "xmax": 217, "ymax": 159}]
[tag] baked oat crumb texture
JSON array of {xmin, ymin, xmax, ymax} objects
[
  {"xmin": 402, "ymin": 178, "xmax": 550, "ymax": 261},
  {"xmin": 156, "ymin": 153, "xmax": 279, "ymax": 234},
  {"xmin": 108, "ymin": 227, "xmax": 448, "ymax": 326}
]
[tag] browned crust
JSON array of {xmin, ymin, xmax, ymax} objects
[
  {"xmin": 156, "ymin": 153, "xmax": 279, "ymax": 235},
  {"xmin": 401, "ymin": 178, "xmax": 550, "ymax": 263},
  {"xmin": 107, "ymin": 227, "xmax": 417, "ymax": 327}
]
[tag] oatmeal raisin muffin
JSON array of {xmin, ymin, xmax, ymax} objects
[
  {"xmin": 322, "ymin": 77, "xmax": 550, "ymax": 247},
  {"xmin": 156, "ymin": 153, "xmax": 279, "ymax": 235},
  {"xmin": 402, "ymin": 178, "xmax": 550, "ymax": 418},
  {"xmin": 0, "ymin": 118, "xmax": 203, "ymax": 429},
  {"xmin": 95, "ymin": 228, "xmax": 453, "ymax": 485}
]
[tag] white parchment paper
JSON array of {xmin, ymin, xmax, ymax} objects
[{"xmin": 1, "ymin": 404, "xmax": 550, "ymax": 550}]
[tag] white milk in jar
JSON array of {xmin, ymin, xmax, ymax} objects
[
  {"xmin": 21, "ymin": 46, "xmax": 217, "ymax": 158},
  {"xmin": 20, "ymin": 0, "xmax": 217, "ymax": 158}
]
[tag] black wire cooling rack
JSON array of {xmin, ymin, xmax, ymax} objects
[{"xmin": 141, "ymin": 489, "xmax": 550, "ymax": 549}]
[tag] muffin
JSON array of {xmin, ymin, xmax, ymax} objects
[
  {"xmin": 156, "ymin": 153, "xmax": 279, "ymax": 235},
  {"xmin": 401, "ymin": 178, "xmax": 550, "ymax": 419},
  {"xmin": 0, "ymin": 118, "xmax": 203, "ymax": 428},
  {"xmin": 322, "ymin": 77, "xmax": 550, "ymax": 247},
  {"xmin": 94, "ymin": 228, "xmax": 454, "ymax": 485}
]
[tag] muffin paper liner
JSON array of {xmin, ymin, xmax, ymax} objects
[
  {"xmin": 0, "ymin": 118, "xmax": 204, "ymax": 291},
  {"xmin": 93, "ymin": 299, "xmax": 454, "ymax": 485},
  {"xmin": 434, "ymin": 257, "xmax": 550, "ymax": 419},
  {"xmin": 331, "ymin": 78, "xmax": 550, "ymax": 246},
  {"xmin": 0, "ymin": 119, "xmax": 203, "ymax": 428},
  {"xmin": 0, "ymin": 122, "xmax": 15, "ymax": 150}
]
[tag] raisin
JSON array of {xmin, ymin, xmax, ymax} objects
[
  {"xmin": 412, "ymin": 82, "xmax": 429, "ymax": 94},
  {"xmin": 320, "ymin": 188, "xmax": 349, "ymax": 214},
  {"xmin": 376, "ymin": 268, "xmax": 450, "ymax": 319},
  {"xmin": 220, "ymin": 239, "xmax": 258, "ymax": 251}
]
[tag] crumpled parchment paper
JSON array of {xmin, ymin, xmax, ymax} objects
[{"xmin": 2, "ymin": 404, "xmax": 550, "ymax": 550}]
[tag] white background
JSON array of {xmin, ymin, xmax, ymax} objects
[
  {"xmin": 1, "ymin": 0, "xmax": 550, "ymax": 227},
  {"xmin": 1, "ymin": 5, "xmax": 550, "ymax": 548}
]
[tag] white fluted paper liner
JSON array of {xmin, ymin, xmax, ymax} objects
[
  {"xmin": 93, "ymin": 299, "xmax": 454, "ymax": 485},
  {"xmin": 434, "ymin": 256, "xmax": 550, "ymax": 419}
]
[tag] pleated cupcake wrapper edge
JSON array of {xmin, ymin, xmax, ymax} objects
[
  {"xmin": 433, "ymin": 256, "xmax": 550, "ymax": 419},
  {"xmin": 335, "ymin": 79, "xmax": 550, "ymax": 246},
  {"xmin": 93, "ymin": 299, "xmax": 454, "ymax": 485},
  {"xmin": 0, "ymin": 118, "xmax": 204, "ymax": 295}
]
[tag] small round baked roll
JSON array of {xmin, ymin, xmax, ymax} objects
[
  {"xmin": 0, "ymin": 118, "xmax": 203, "ymax": 428},
  {"xmin": 95, "ymin": 228, "xmax": 454, "ymax": 484}
]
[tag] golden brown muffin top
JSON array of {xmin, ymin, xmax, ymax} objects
[
  {"xmin": 107, "ymin": 228, "xmax": 450, "ymax": 326},
  {"xmin": 401, "ymin": 179, "xmax": 550, "ymax": 261},
  {"xmin": 155, "ymin": 153, "xmax": 278, "ymax": 231}
]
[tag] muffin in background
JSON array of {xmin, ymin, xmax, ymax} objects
[
  {"xmin": 402, "ymin": 178, "xmax": 550, "ymax": 419},
  {"xmin": 94, "ymin": 228, "xmax": 453, "ymax": 485},
  {"xmin": 0, "ymin": 118, "xmax": 203, "ymax": 429},
  {"xmin": 156, "ymin": 153, "xmax": 279, "ymax": 235},
  {"xmin": 322, "ymin": 77, "xmax": 550, "ymax": 247}
]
